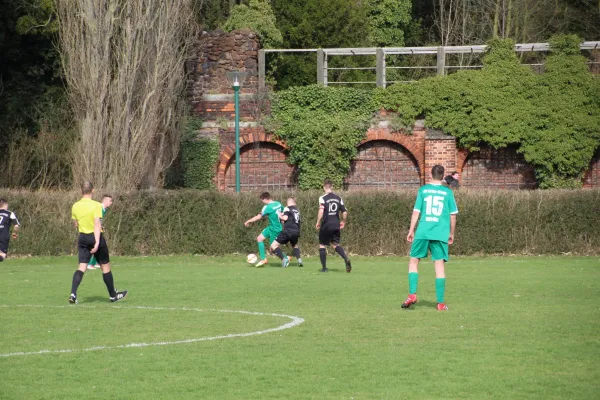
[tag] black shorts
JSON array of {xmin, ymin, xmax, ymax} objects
[
  {"xmin": 319, "ymin": 225, "xmax": 341, "ymax": 246},
  {"xmin": 78, "ymin": 233, "xmax": 110, "ymax": 264},
  {"xmin": 275, "ymin": 229, "xmax": 300, "ymax": 246},
  {"xmin": 0, "ymin": 239, "xmax": 9, "ymax": 254}
]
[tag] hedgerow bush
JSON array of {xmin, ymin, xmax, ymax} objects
[{"xmin": 1, "ymin": 189, "xmax": 598, "ymax": 257}]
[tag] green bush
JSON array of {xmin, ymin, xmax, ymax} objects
[{"xmin": 1, "ymin": 189, "xmax": 598, "ymax": 257}]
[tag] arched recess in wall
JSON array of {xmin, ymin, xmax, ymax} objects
[
  {"xmin": 583, "ymin": 148, "xmax": 600, "ymax": 188},
  {"xmin": 460, "ymin": 145, "xmax": 537, "ymax": 189},
  {"xmin": 345, "ymin": 139, "xmax": 421, "ymax": 190},
  {"xmin": 222, "ymin": 141, "xmax": 296, "ymax": 191}
]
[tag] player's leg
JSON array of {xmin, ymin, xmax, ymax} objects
[
  {"xmin": 430, "ymin": 241, "xmax": 449, "ymax": 310},
  {"xmin": 271, "ymin": 239, "xmax": 289, "ymax": 268},
  {"xmin": 290, "ymin": 236, "xmax": 302, "ymax": 267},
  {"xmin": 331, "ymin": 229, "xmax": 351, "ymax": 272},
  {"xmin": 96, "ymin": 236, "xmax": 127, "ymax": 302},
  {"xmin": 255, "ymin": 230, "xmax": 269, "ymax": 267},
  {"xmin": 70, "ymin": 234, "xmax": 92, "ymax": 304},
  {"xmin": 0, "ymin": 241, "xmax": 8, "ymax": 262},
  {"xmin": 318, "ymin": 228, "xmax": 330, "ymax": 272},
  {"xmin": 402, "ymin": 240, "xmax": 427, "ymax": 309}
]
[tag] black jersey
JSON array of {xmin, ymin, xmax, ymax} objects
[
  {"xmin": 318, "ymin": 192, "xmax": 347, "ymax": 226},
  {"xmin": 0, "ymin": 209, "xmax": 20, "ymax": 241},
  {"xmin": 282, "ymin": 205, "xmax": 301, "ymax": 232}
]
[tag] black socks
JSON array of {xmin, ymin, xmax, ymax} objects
[
  {"xmin": 103, "ymin": 271, "xmax": 116, "ymax": 298},
  {"xmin": 71, "ymin": 270, "xmax": 84, "ymax": 295}
]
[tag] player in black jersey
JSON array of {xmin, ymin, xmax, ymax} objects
[
  {"xmin": 272, "ymin": 198, "xmax": 303, "ymax": 267},
  {"xmin": 315, "ymin": 180, "xmax": 352, "ymax": 273},
  {"xmin": 0, "ymin": 198, "xmax": 20, "ymax": 262}
]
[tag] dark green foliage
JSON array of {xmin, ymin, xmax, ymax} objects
[
  {"xmin": 222, "ymin": 0, "xmax": 282, "ymax": 48},
  {"xmin": 374, "ymin": 37, "xmax": 600, "ymax": 188},
  {"xmin": 179, "ymin": 118, "xmax": 220, "ymax": 190},
  {"xmin": 2, "ymin": 189, "xmax": 599, "ymax": 257},
  {"xmin": 269, "ymin": 85, "xmax": 377, "ymax": 189}
]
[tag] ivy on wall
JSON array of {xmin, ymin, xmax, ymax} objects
[
  {"xmin": 268, "ymin": 85, "xmax": 377, "ymax": 189},
  {"xmin": 180, "ymin": 117, "xmax": 220, "ymax": 190},
  {"xmin": 267, "ymin": 35, "xmax": 599, "ymax": 190},
  {"xmin": 373, "ymin": 35, "xmax": 600, "ymax": 188}
]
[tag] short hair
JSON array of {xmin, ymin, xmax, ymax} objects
[
  {"xmin": 431, "ymin": 165, "xmax": 445, "ymax": 180},
  {"xmin": 0, "ymin": 199, "xmax": 6, "ymax": 206},
  {"xmin": 102, "ymin": 194, "xmax": 113, "ymax": 200},
  {"xmin": 259, "ymin": 192, "xmax": 271, "ymax": 200},
  {"xmin": 450, "ymin": 171, "xmax": 459, "ymax": 176},
  {"xmin": 81, "ymin": 181, "xmax": 94, "ymax": 195},
  {"xmin": 287, "ymin": 197, "xmax": 296, "ymax": 204},
  {"xmin": 323, "ymin": 179, "xmax": 333, "ymax": 189}
]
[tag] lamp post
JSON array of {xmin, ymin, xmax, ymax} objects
[{"xmin": 226, "ymin": 71, "xmax": 248, "ymax": 192}]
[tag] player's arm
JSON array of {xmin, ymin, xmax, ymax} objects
[
  {"xmin": 91, "ymin": 217, "xmax": 101, "ymax": 254},
  {"xmin": 244, "ymin": 213, "xmax": 263, "ymax": 227},
  {"xmin": 449, "ymin": 214, "xmax": 457, "ymax": 244},
  {"xmin": 339, "ymin": 200, "xmax": 348, "ymax": 229},
  {"xmin": 406, "ymin": 210, "xmax": 420, "ymax": 242},
  {"xmin": 316, "ymin": 208, "xmax": 324, "ymax": 229}
]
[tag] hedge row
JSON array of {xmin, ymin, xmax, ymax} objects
[{"xmin": 1, "ymin": 189, "xmax": 599, "ymax": 257}]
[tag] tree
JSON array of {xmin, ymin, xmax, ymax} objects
[
  {"xmin": 368, "ymin": 0, "xmax": 412, "ymax": 47},
  {"xmin": 223, "ymin": 0, "xmax": 282, "ymax": 48},
  {"xmin": 56, "ymin": 0, "xmax": 198, "ymax": 190}
]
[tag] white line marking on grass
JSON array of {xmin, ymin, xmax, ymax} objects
[{"xmin": 0, "ymin": 304, "xmax": 305, "ymax": 358}]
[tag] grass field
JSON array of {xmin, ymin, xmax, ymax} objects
[{"xmin": 1, "ymin": 255, "xmax": 599, "ymax": 399}]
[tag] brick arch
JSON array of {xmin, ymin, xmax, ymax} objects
[
  {"xmin": 217, "ymin": 131, "xmax": 289, "ymax": 190},
  {"xmin": 346, "ymin": 139, "xmax": 421, "ymax": 190},
  {"xmin": 360, "ymin": 128, "xmax": 425, "ymax": 181},
  {"xmin": 461, "ymin": 145, "xmax": 537, "ymax": 189},
  {"xmin": 219, "ymin": 136, "xmax": 295, "ymax": 191}
]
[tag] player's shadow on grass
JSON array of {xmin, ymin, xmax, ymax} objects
[
  {"xmin": 409, "ymin": 299, "xmax": 438, "ymax": 309},
  {"xmin": 81, "ymin": 296, "xmax": 112, "ymax": 303}
]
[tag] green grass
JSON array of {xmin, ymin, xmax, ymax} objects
[{"xmin": 1, "ymin": 255, "xmax": 599, "ymax": 399}]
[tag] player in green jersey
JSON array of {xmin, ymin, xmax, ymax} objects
[
  {"xmin": 402, "ymin": 165, "xmax": 458, "ymax": 311},
  {"xmin": 87, "ymin": 194, "xmax": 113, "ymax": 270},
  {"xmin": 244, "ymin": 192, "xmax": 283, "ymax": 268}
]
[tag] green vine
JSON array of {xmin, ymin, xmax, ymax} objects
[
  {"xmin": 180, "ymin": 117, "xmax": 220, "ymax": 190},
  {"xmin": 269, "ymin": 85, "xmax": 376, "ymax": 189},
  {"xmin": 373, "ymin": 35, "xmax": 600, "ymax": 188},
  {"xmin": 268, "ymin": 35, "xmax": 599, "ymax": 190}
]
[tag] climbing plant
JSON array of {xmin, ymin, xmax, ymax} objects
[
  {"xmin": 269, "ymin": 85, "xmax": 377, "ymax": 189},
  {"xmin": 373, "ymin": 35, "xmax": 600, "ymax": 188}
]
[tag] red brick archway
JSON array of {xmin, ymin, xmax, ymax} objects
[
  {"xmin": 359, "ymin": 128, "xmax": 425, "ymax": 182},
  {"xmin": 461, "ymin": 145, "xmax": 537, "ymax": 189},
  {"xmin": 346, "ymin": 140, "xmax": 421, "ymax": 190},
  {"xmin": 217, "ymin": 130, "xmax": 290, "ymax": 190}
]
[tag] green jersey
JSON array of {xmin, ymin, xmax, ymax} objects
[
  {"xmin": 261, "ymin": 201, "xmax": 283, "ymax": 231},
  {"xmin": 413, "ymin": 184, "xmax": 458, "ymax": 242}
]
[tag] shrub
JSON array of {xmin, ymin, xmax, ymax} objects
[{"xmin": 1, "ymin": 189, "xmax": 598, "ymax": 257}]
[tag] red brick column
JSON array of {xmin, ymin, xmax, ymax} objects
[{"xmin": 424, "ymin": 130, "xmax": 457, "ymax": 183}]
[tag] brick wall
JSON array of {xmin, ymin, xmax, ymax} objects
[
  {"xmin": 583, "ymin": 149, "xmax": 600, "ymax": 188},
  {"xmin": 346, "ymin": 140, "xmax": 421, "ymax": 190},
  {"xmin": 424, "ymin": 131, "xmax": 457, "ymax": 184},
  {"xmin": 461, "ymin": 146, "xmax": 537, "ymax": 189},
  {"xmin": 223, "ymin": 142, "xmax": 295, "ymax": 191}
]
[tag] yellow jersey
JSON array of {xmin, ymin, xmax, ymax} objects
[{"xmin": 71, "ymin": 198, "xmax": 103, "ymax": 234}]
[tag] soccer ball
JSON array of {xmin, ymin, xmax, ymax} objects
[{"xmin": 246, "ymin": 253, "xmax": 258, "ymax": 264}]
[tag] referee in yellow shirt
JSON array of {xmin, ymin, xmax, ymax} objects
[{"xmin": 69, "ymin": 182, "xmax": 127, "ymax": 304}]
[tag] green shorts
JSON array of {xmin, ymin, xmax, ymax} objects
[
  {"xmin": 410, "ymin": 239, "xmax": 449, "ymax": 261},
  {"xmin": 261, "ymin": 227, "xmax": 282, "ymax": 243}
]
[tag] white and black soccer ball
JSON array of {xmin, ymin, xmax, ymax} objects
[{"xmin": 246, "ymin": 253, "xmax": 258, "ymax": 264}]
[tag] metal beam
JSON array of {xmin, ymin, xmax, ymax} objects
[{"xmin": 376, "ymin": 48, "xmax": 386, "ymax": 88}]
